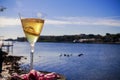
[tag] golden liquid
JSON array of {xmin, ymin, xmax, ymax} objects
[{"xmin": 21, "ymin": 18, "xmax": 44, "ymax": 44}]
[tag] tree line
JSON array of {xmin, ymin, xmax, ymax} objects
[{"xmin": 16, "ymin": 33, "xmax": 120, "ymax": 44}]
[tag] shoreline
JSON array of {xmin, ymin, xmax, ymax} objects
[
  {"xmin": 0, "ymin": 51, "xmax": 66, "ymax": 80},
  {"xmin": 16, "ymin": 41, "xmax": 120, "ymax": 45},
  {"xmin": 0, "ymin": 50, "xmax": 25, "ymax": 79}
]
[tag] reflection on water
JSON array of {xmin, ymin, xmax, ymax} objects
[{"xmin": 13, "ymin": 42, "xmax": 120, "ymax": 80}]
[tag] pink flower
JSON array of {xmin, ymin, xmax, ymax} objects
[
  {"xmin": 38, "ymin": 76, "xmax": 46, "ymax": 80},
  {"xmin": 44, "ymin": 72, "xmax": 60, "ymax": 80},
  {"xmin": 11, "ymin": 70, "xmax": 60, "ymax": 80},
  {"xmin": 20, "ymin": 74, "xmax": 29, "ymax": 80},
  {"xmin": 28, "ymin": 69, "xmax": 39, "ymax": 80}
]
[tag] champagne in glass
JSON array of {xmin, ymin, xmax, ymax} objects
[{"xmin": 20, "ymin": 17, "xmax": 44, "ymax": 70}]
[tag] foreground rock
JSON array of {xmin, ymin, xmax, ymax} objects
[{"xmin": 1, "ymin": 51, "xmax": 66, "ymax": 80}]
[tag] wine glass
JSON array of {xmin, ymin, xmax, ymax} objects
[{"xmin": 20, "ymin": 13, "xmax": 44, "ymax": 70}]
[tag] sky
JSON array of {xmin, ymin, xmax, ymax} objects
[{"xmin": 0, "ymin": 0, "xmax": 120, "ymax": 39}]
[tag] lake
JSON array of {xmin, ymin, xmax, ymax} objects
[{"xmin": 13, "ymin": 42, "xmax": 120, "ymax": 80}]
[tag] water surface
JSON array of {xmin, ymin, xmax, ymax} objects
[{"xmin": 13, "ymin": 42, "xmax": 120, "ymax": 80}]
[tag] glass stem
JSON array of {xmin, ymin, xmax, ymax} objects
[{"xmin": 30, "ymin": 43, "xmax": 34, "ymax": 70}]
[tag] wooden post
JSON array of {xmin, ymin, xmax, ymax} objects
[
  {"xmin": 0, "ymin": 48, "xmax": 3, "ymax": 73},
  {"xmin": 11, "ymin": 42, "xmax": 13, "ymax": 54}
]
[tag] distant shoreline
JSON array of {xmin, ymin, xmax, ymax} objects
[
  {"xmin": 4, "ymin": 33, "xmax": 120, "ymax": 44},
  {"xmin": 7, "ymin": 40, "xmax": 120, "ymax": 45}
]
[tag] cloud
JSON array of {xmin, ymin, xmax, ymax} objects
[
  {"xmin": 0, "ymin": 17, "xmax": 20, "ymax": 27},
  {"xmin": 46, "ymin": 16, "xmax": 120, "ymax": 27},
  {"xmin": 0, "ymin": 16, "xmax": 120, "ymax": 27}
]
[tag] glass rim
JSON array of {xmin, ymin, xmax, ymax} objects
[
  {"xmin": 20, "ymin": 18, "xmax": 44, "ymax": 23},
  {"xmin": 18, "ymin": 12, "xmax": 45, "ymax": 20}
]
